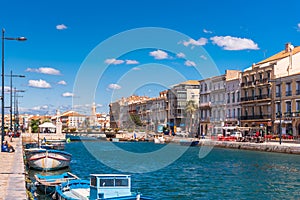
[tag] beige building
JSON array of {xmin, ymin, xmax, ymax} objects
[{"xmin": 241, "ymin": 43, "xmax": 300, "ymax": 136}]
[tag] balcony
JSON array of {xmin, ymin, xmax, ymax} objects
[
  {"xmin": 241, "ymin": 81, "xmax": 255, "ymax": 88},
  {"xmin": 240, "ymin": 114, "xmax": 271, "ymax": 120},
  {"xmin": 240, "ymin": 94, "xmax": 271, "ymax": 102},
  {"xmin": 199, "ymin": 102, "xmax": 211, "ymax": 107},
  {"xmin": 286, "ymin": 90, "xmax": 292, "ymax": 96}
]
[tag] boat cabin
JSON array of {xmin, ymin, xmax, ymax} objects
[{"xmin": 89, "ymin": 174, "xmax": 132, "ymax": 199}]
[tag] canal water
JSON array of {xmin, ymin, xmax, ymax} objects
[{"xmin": 32, "ymin": 141, "xmax": 300, "ymax": 199}]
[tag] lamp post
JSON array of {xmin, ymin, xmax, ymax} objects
[
  {"xmin": 5, "ymin": 71, "xmax": 25, "ymax": 134},
  {"xmin": 1, "ymin": 28, "xmax": 26, "ymax": 151},
  {"xmin": 13, "ymin": 88, "xmax": 24, "ymax": 137}
]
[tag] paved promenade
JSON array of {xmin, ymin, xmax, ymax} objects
[{"xmin": 0, "ymin": 136, "xmax": 26, "ymax": 200}]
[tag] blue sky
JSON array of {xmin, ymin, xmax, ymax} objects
[{"xmin": 1, "ymin": 0, "xmax": 300, "ymax": 115}]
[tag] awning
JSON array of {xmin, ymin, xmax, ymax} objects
[{"xmin": 274, "ymin": 120, "xmax": 292, "ymax": 124}]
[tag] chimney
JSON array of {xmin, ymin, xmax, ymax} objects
[{"xmin": 285, "ymin": 42, "xmax": 292, "ymax": 53}]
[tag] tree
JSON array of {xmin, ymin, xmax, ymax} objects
[
  {"xmin": 30, "ymin": 119, "xmax": 40, "ymax": 133},
  {"xmin": 185, "ymin": 100, "xmax": 198, "ymax": 134}
]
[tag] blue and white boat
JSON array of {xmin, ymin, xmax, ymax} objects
[
  {"xmin": 34, "ymin": 172, "xmax": 79, "ymax": 194},
  {"xmin": 25, "ymin": 148, "xmax": 72, "ymax": 171},
  {"xmin": 55, "ymin": 174, "xmax": 153, "ymax": 200}
]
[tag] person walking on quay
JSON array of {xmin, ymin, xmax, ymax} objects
[{"xmin": 8, "ymin": 131, "xmax": 13, "ymax": 142}]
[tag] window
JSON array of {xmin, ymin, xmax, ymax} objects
[
  {"xmin": 286, "ymin": 83, "xmax": 292, "ymax": 96},
  {"xmin": 276, "ymin": 84, "xmax": 281, "ymax": 97},
  {"xmin": 90, "ymin": 176, "xmax": 97, "ymax": 187},
  {"xmin": 232, "ymin": 92, "xmax": 235, "ymax": 103},
  {"xmin": 252, "ymin": 89, "xmax": 255, "ymax": 98},
  {"xmin": 297, "ymin": 81, "xmax": 300, "ymax": 95},
  {"xmin": 252, "ymin": 107, "xmax": 255, "ymax": 116},
  {"xmin": 297, "ymin": 100, "xmax": 300, "ymax": 111},
  {"xmin": 286, "ymin": 101, "xmax": 292, "ymax": 113},
  {"xmin": 227, "ymin": 93, "xmax": 230, "ymax": 104},
  {"xmin": 237, "ymin": 91, "xmax": 240, "ymax": 102},
  {"xmin": 228, "ymin": 109, "xmax": 231, "ymax": 118},
  {"xmin": 258, "ymin": 88, "xmax": 262, "ymax": 97},
  {"xmin": 233, "ymin": 108, "xmax": 236, "ymax": 118},
  {"xmin": 252, "ymin": 74, "xmax": 255, "ymax": 82},
  {"xmin": 259, "ymin": 73, "xmax": 263, "ymax": 81},
  {"xmin": 100, "ymin": 179, "xmax": 114, "ymax": 187},
  {"xmin": 115, "ymin": 179, "xmax": 128, "ymax": 187},
  {"xmin": 267, "ymin": 72, "xmax": 271, "ymax": 80},
  {"xmin": 237, "ymin": 108, "xmax": 240, "ymax": 118}
]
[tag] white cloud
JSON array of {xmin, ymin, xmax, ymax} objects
[
  {"xmin": 203, "ymin": 29, "xmax": 213, "ymax": 34},
  {"xmin": 108, "ymin": 83, "xmax": 121, "ymax": 90},
  {"xmin": 126, "ymin": 60, "xmax": 139, "ymax": 64},
  {"xmin": 26, "ymin": 67, "xmax": 61, "ymax": 75},
  {"xmin": 104, "ymin": 58, "xmax": 125, "ymax": 65},
  {"xmin": 176, "ymin": 52, "xmax": 186, "ymax": 58},
  {"xmin": 182, "ymin": 38, "xmax": 208, "ymax": 47},
  {"xmin": 200, "ymin": 55, "xmax": 207, "ymax": 60},
  {"xmin": 56, "ymin": 24, "xmax": 67, "ymax": 30},
  {"xmin": 184, "ymin": 60, "xmax": 197, "ymax": 67},
  {"xmin": 297, "ymin": 23, "xmax": 300, "ymax": 32},
  {"xmin": 149, "ymin": 50, "xmax": 169, "ymax": 60},
  {"xmin": 28, "ymin": 79, "xmax": 51, "ymax": 88},
  {"xmin": 32, "ymin": 105, "xmax": 49, "ymax": 110},
  {"xmin": 62, "ymin": 92, "xmax": 74, "ymax": 97},
  {"xmin": 57, "ymin": 80, "xmax": 67, "ymax": 85},
  {"xmin": 210, "ymin": 36, "xmax": 259, "ymax": 50}
]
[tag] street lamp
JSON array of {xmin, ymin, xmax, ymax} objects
[
  {"xmin": 1, "ymin": 28, "xmax": 26, "ymax": 151},
  {"xmin": 5, "ymin": 70, "xmax": 25, "ymax": 134},
  {"xmin": 13, "ymin": 88, "xmax": 24, "ymax": 137},
  {"xmin": 269, "ymin": 77, "xmax": 282, "ymax": 145}
]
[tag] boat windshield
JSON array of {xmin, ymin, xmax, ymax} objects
[{"xmin": 100, "ymin": 178, "xmax": 129, "ymax": 187}]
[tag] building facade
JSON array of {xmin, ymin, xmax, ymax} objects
[
  {"xmin": 168, "ymin": 80, "xmax": 200, "ymax": 133},
  {"xmin": 198, "ymin": 78, "xmax": 212, "ymax": 136},
  {"xmin": 225, "ymin": 70, "xmax": 241, "ymax": 127}
]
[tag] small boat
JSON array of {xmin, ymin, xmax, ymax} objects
[
  {"xmin": 25, "ymin": 148, "xmax": 72, "ymax": 171},
  {"xmin": 34, "ymin": 172, "xmax": 79, "ymax": 194},
  {"xmin": 180, "ymin": 140, "xmax": 199, "ymax": 146},
  {"xmin": 55, "ymin": 174, "xmax": 153, "ymax": 200},
  {"xmin": 154, "ymin": 135, "xmax": 165, "ymax": 144}
]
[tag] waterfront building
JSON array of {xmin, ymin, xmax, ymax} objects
[
  {"xmin": 225, "ymin": 70, "xmax": 241, "ymax": 127},
  {"xmin": 210, "ymin": 74, "xmax": 226, "ymax": 135},
  {"xmin": 59, "ymin": 111, "xmax": 86, "ymax": 131},
  {"xmin": 96, "ymin": 113, "xmax": 110, "ymax": 130},
  {"xmin": 143, "ymin": 91, "xmax": 168, "ymax": 132},
  {"xmin": 109, "ymin": 95, "xmax": 150, "ymax": 129},
  {"xmin": 241, "ymin": 43, "xmax": 300, "ymax": 135},
  {"xmin": 168, "ymin": 80, "xmax": 199, "ymax": 134},
  {"xmin": 198, "ymin": 78, "xmax": 212, "ymax": 136}
]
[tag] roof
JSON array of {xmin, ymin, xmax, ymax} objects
[
  {"xmin": 179, "ymin": 80, "xmax": 200, "ymax": 85},
  {"xmin": 257, "ymin": 45, "xmax": 300, "ymax": 65},
  {"xmin": 39, "ymin": 122, "xmax": 56, "ymax": 128},
  {"xmin": 61, "ymin": 111, "xmax": 85, "ymax": 117}
]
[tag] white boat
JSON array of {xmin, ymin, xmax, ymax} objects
[
  {"xmin": 154, "ymin": 135, "xmax": 165, "ymax": 144},
  {"xmin": 25, "ymin": 148, "xmax": 72, "ymax": 171},
  {"xmin": 55, "ymin": 174, "xmax": 153, "ymax": 200}
]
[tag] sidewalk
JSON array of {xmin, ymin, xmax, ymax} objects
[{"xmin": 0, "ymin": 136, "xmax": 26, "ymax": 200}]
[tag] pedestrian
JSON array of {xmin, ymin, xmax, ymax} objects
[{"xmin": 8, "ymin": 131, "xmax": 12, "ymax": 142}]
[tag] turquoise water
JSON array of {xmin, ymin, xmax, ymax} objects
[{"xmin": 33, "ymin": 141, "xmax": 300, "ymax": 199}]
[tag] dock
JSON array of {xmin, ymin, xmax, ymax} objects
[{"xmin": 0, "ymin": 136, "xmax": 26, "ymax": 200}]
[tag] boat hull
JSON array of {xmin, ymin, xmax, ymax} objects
[{"xmin": 26, "ymin": 149, "xmax": 71, "ymax": 171}]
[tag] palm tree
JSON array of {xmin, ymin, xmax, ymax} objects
[
  {"xmin": 30, "ymin": 119, "xmax": 40, "ymax": 133},
  {"xmin": 185, "ymin": 100, "xmax": 198, "ymax": 134}
]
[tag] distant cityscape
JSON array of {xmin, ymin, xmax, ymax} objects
[{"xmin": 5, "ymin": 43, "xmax": 300, "ymax": 138}]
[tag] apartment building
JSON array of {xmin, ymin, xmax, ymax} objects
[
  {"xmin": 241, "ymin": 43, "xmax": 300, "ymax": 135},
  {"xmin": 225, "ymin": 70, "xmax": 241, "ymax": 126},
  {"xmin": 168, "ymin": 80, "xmax": 199, "ymax": 133},
  {"xmin": 198, "ymin": 78, "xmax": 212, "ymax": 136},
  {"xmin": 210, "ymin": 74, "xmax": 226, "ymax": 135}
]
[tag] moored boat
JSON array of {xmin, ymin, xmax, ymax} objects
[
  {"xmin": 25, "ymin": 148, "xmax": 72, "ymax": 171},
  {"xmin": 55, "ymin": 174, "xmax": 153, "ymax": 200},
  {"xmin": 34, "ymin": 172, "xmax": 79, "ymax": 194},
  {"xmin": 153, "ymin": 135, "xmax": 165, "ymax": 144}
]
